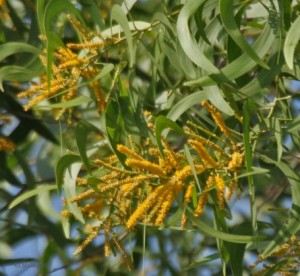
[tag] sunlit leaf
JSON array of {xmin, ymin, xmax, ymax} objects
[
  {"xmin": 0, "ymin": 42, "xmax": 39, "ymax": 62},
  {"xmin": 111, "ymin": 5, "xmax": 134, "ymax": 67},
  {"xmin": 155, "ymin": 116, "xmax": 184, "ymax": 155},
  {"xmin": 284, "ymin": 16, "xmax": 300, "ymax": 70},
  {"xmin": 177, "ymin": 0, "xmax": 219, "ymax": 74},
  {"xmin": 8, "ymin": 185, "xmax": 57, "ymax": 209},
  {"xmin": 220, "ymin": 0, "xmax": 269, "ymax": 70}
]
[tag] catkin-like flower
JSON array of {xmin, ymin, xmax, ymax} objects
[
  {"xmin": 189, "ymin": 140, "xmax": 218, "ymax": 168},
  {"xmin": 201, "ymin": 100, "xmax": 234, "ymax": 142},
  {"xmin": 155, "ymin": 183, "xmax": 182, "ymax": 226},
  {"xmin": 183, "ymin": 183, "xmax": 194, "ymax": 205},
  {"xmin": 225, "ymin": 181, "xmax": 236, "ymax": 200},
  {"xmin": 125, "ymin": 159, "xmax": 166, "ymax": 177},
  {"xmin": 194, "ymin": 193, "xmax": 208, "ymax": 217},
  {"xmin": 117, "ymin": 144, "xmax": 143, "ymax": 160},
  {"xmin": 0, "ymin": 137, "xmax": 15, "ymax": 152},
  {"xmin": 74, "ymin": 229, "xmax": 99, "ymax": 255},
  {"xmin": 126, "ymin": 185, "xmax": 166, "ymax": 229},
  {"xmin": 228, "ymin": 150, "xmax": 244, "ymax": 170},
  {"xmin": 215, "ymin": 175, "xmax": 225, "ymax": 210}
]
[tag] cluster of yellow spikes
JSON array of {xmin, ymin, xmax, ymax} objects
[
  {"xmin": 62, "ymin": 100, "xmax": 244, "ymax": 262},
  {"xmin": 17, "ymin": 15, "xmax": 115, "ymax": 120}
]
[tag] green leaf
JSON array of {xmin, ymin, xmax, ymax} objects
[
  {"xmin": 155, "ymin": 116, "xmax": 184, "ymax": 155},
  {"xmin": 0, "ymin": 42, "xmax": 40, "ymax": 62},
  {"xmin": 177, "ymin": 0, "xmax": 219, "ymax": 74},
  {"xmin": 111, "ymin": 5, "xmax": 134, "ymax": 67},
  {"xmin": 36, "ymin": 190, "xmax": 60, "ymax": 221},
  {"xmin": 243, "ymin": 99, "xmax": 256, "ymax": 229},
  {"xmin": 121, "ymin": 0, "xmax": 137, "ymax": 14},
  {"xmin": 63, "ymin": 161, "xmax": 85, "ymax": 223},
  {"xmin": 185, "ymin": 24, "xmax": 274, "ymax": 87},
  {"xmin": 0, "ymin": 66, "xmax": 40, "ymax": 91},
  {"xmin": 219, "ymin": 0, "xmax": 269, "ymax": 69},
  {"xmin": 104, "ymin": 99, "xmax": 126, "ymax": 164},
  {"xmin": 38, "ymin": 95, "xmax": 92, "ymax": 109},
  {"xmin": 205, "ymin": 85, "xmax": 234, "ymax": 116},
  {"xmin": 43, "ymin": 0, "xmax": 83, "ymax": 36},
  {"xmin": 259, "ymin": 155, "xmax": 300, "ymax": 257},
  {"xmin": 167, "ymin": 91, "xmax": 207, "ymax": 121},
  {"xmin": 184, "ymin": 253, "xmax": 220, "ymax": 270},
  {"xmin": 8, "ymin": 185, "xmax": 57, "ymax": 209},
  {"xmin": 186, "ymin": 209, "xmax": 265, "ymax": 243},
  {"xmin": 284, "ymin": 15, "xmax": 300, "ymax": 70},
  {"xmin": 55, "ymin": 154, "xmax": 81, "ymax": 195},
  {"xmin": 286, "ymin": 115, "xmax": 300, "ymax": 132},
  {"xmin": 76, "ymin": 121, "xmax": 99, "ymax": 172}
]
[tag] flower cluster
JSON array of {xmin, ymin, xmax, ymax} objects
[
  {"xmin": 250, "ymin": 235, "xmax": 300, "ymax": 275},
  {"xmin": 18, "ymin": 16, "xmax": 117, "ymax": 120},
  {"xmin": 63, "ymin": 100, "xmax": 244, "ymax": 261},
  {"xmin": 0, "ymin": 137, "xmax": 15, "ymax": 152}
]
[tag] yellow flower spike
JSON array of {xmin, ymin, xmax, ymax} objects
[
  {"xmin": 61, "ymin": 210, "xmax": 72, "ymax": 219},
  {"xmin": 181, "ymin": 213, "xmax": 188, "ymax": 229},
  {"xmin": 70, "ymin": 189, "xmax": 94, "ymax": 203},
  {"xmin": 117, "ymin": 144, "xmax": 143, "ymax": 160},
  {"xmin": 0, "ymin": 137, "xmax": 15, "ymax": 152},
  {"xmin": 225, "ymin": 180, "xmax": 236, "ymax": 200},
  {"xmin": 99, "ymin": 175, "xmax": 150, "ymax": 192},
  {"xmin": 125, "ymin": 159, "xmax": 166, "ymax": 177},
  {"xmin": 194, "ymin": 192, "xmax": 208, "ymax": 217},
  {"xmin": 175, "ymin": 165, "xmax": 193, "ymax": 182},
  {"xmin": 189, "ymin": 140, "xmax": 218, "ymax": 168},
  {"xmin": 155, "ymin": 184, "xmax": 182, "ymax": 226},
  {"xmin": 183, "ymin": 183, "xmax": 194, "ymax": 205},
  {"xmin": 154, "ymin": 192, "xmax": 174, "ymax": 226},
  {"xmin": 95, "ymin": 159, "xmax": 134, "ymax": 174},
  {"xmin": 201, "ymin": 100, "xmax": 234, "ymax": 143},
  {"xmin": 184, "ymin": 126, "xmax": 228, "ymax": 157},
  {"xmin": 74, "ymin": 228, "xmax": 100, "ymax": 255},
  {"xmin": 126, "ymin": 185, "xmax": 166, "ymax": 229},
  {"xmin": 104, "ymin": 221, "xmax": 111, "ymax": 257},
  {"xmin": 162, "ymin": 139, "xmax": 180, "ymax": 168},
  {"xmin": 67, "ymin": 40, "xmax": 107, "ymax": 50},
  {"xmin": 228, "ymin": 150, "xmax": 244, "ymax": 170},
  {"xmin": 111, "ymin": 232, "xmax": 133, "ymax": 271},
  {"xmin": 81, "ymin": 200, "xmax": 104, "ymax": 215},
  {"xmin": 58, "ymin": 58, "xmax": 88, "ymax": 69},
  {"xmin": 215, "ymin": 175, "xmax": 225, "ymax": 210},
  {"xmin": 17, "ymin": 79, "xmax": 65, "ymax": 98}
]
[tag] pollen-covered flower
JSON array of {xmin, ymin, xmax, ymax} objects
[{"xmin": 0, "ymin": 137, "xmax": 15, "ymax": 152}]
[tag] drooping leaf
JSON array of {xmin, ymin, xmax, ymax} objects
[
  {"xmin": 55, "ymin": 154, "xmax": 81, "ymax": 195},
  {"xmin": 177, "ymin": 0, "xmax": 219, "ymax": 74},
  {"xmin": 0, "ymin": 42, "xmax": 40, "ymax": 62},
  {"xmin": 155, "ymin": 116, "xmax": 184, "ymax": 155},
  {"xmin": 111, "ymin": 5, "xmax": 134, "ymax": 67},
  {"xmin": 284, "ymin": 15, "xmax": 300, "ymax": 70},
  {"xmin": 8, "ymin": 185, "xmax": 57, "ymax": 209},
  {"xmin": 219, "ymin": 0, "xmax": 269, "ymax": 70}
]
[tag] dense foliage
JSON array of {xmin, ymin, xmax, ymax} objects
[{"xmin": 1, "ymin": 0, "xmax": 300, "ymax": 275}]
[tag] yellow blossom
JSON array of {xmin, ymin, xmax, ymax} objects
[{"xmin": 0, "ymin": 137, "xmax": 15, "ymax": 152}]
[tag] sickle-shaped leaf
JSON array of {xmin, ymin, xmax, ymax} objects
[
  {"xmin": 177, "ymin": 0, "xmax": 219, "ymax": 74},
  {"xmin": 220, "ymin": 0, "xmax": 269, "ymax": 70},
  {"xmin": 284, "ymin": 15, "xmax": 300, "ymax": 70}
]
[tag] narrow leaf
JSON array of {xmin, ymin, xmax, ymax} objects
[
  {"xmin": 220, "ymin": 0, "xmax": 269, "ymax": 69},
  {"xmin": 155, "ymin": 116, "xmax": 184, "ymax": 155},
  {"xmin": 55, "ymin": 154, "xmax": 81, "ymax": 195},
  {"xmin": 8, "ymin": 185, "xmax": 56, "ymax": 209},
  {"xmin": 284, "ymin": 16, "xmax": 300, "ymax": 70},
  {"xmin": 111, "ymin": 5, "xmax": 134, "ymax": 67}
]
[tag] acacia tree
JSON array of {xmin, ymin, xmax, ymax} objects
[{"xmin": 1, "ymin": 0, "xmax": 300, "ymax": 275}]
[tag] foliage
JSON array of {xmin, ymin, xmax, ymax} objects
[{"xmin": 1, "ymin": 0, "xmax": 300, "ymax": 275}]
